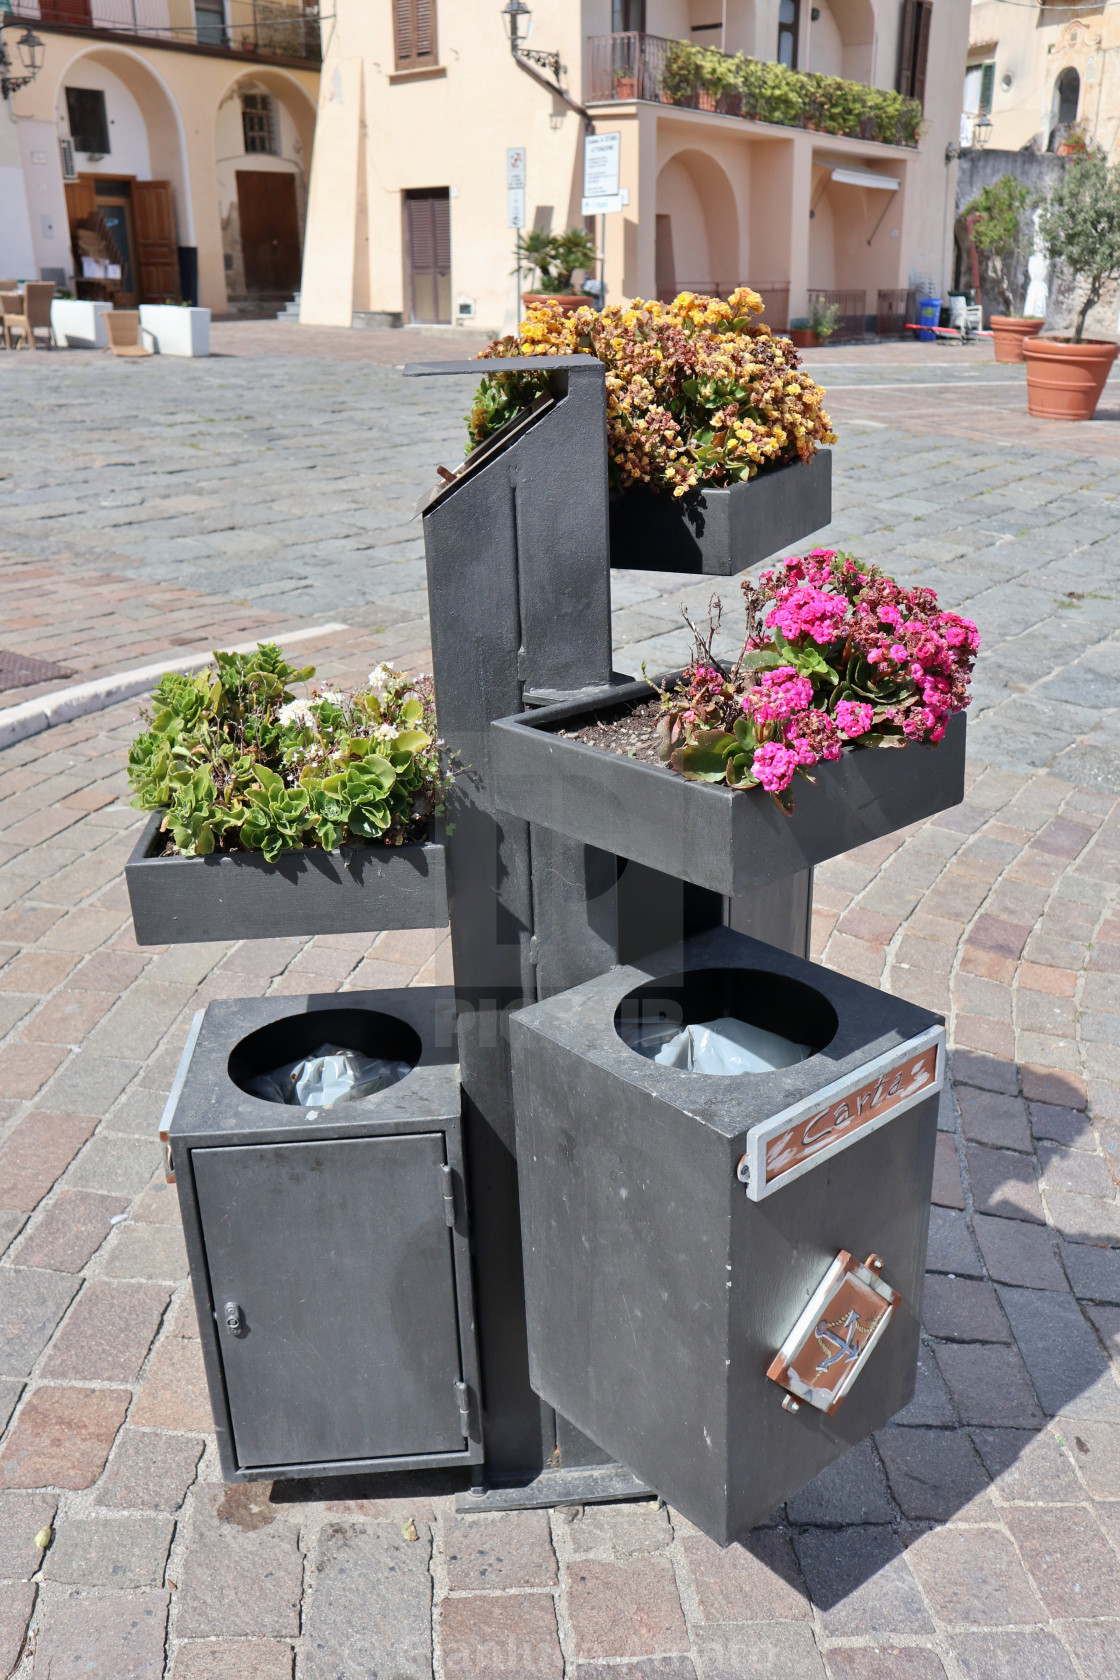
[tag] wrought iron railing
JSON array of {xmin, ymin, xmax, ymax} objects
[
  {"xmin": 587, "ymin": 33, "xmax": 922, "ymax": 148},
  {"xmin": 6, "ymin": 1, "xmax": 322, "ymax": 64}
]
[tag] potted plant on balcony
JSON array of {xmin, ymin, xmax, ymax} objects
[
  {"xmin": 491, "ymin": 549, "xmax": 977, "ymax": 894},
  {"xmin": 519, "ymin": 227, "xmax": 599, "ymax": 314},
  {"xmin": 964, "ymin": 175, "xmax": 1043, "ymax": 361},
  {"xmin": 1025, "ymin": 151, "xmax": 1120, "ymax": 419},
  {"xmin": 124, "ymin": 645, "xmax": 453, "ymax": 944},
  {"xmin": 467, "ymin": 288, "xmax": 835, "ymax": 574}
]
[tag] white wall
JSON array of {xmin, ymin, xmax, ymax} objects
[
  {"xmin": 19, "ymin": 120, "xmax": 73, "ymax": 283},
  {"xmin": 55, "ymin": 60, "xmax": 152, "ymax": 177},
  {"xmin": 0, "ymin": 105, "xmax": 36, "ymax": 280}
]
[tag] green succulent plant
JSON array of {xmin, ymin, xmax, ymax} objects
[{"xmin": 127, "ymin": 648, "xmax": 453, "ymax": 862}]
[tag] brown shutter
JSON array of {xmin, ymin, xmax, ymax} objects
[
  {"xmin": 912, "ymin": 0, "xmax": 933, "ymax": 109},
  {"xmin": 414, "ymin": 0, "xmax": 436, "ymax": 61},
  {"xmin": 432, "ymin": 194, "xmax": 450, "ymax": 273},
  {"xmin": 897, "ymin": 0, "xmax": 917, "ymax": 97},
  {"xmin": 394, "ymin": 0, "xmax": 437, "ymax": 69}
]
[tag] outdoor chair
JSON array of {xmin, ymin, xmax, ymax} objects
[
  {"xmin": 0, "ymin": 293, "xmax": 28, "ymax": 350},
  {"xmin": 20, "ymin": 282, "xmax": 56, "ymax": 349},
  {"xmin": 105, "ymin": 311, "xmax": 154, "ymax": 358}
]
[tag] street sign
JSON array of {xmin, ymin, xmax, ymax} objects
[
  {"xmin": 583, "ymin": 132, "xmax": 620, "ymax": 199},
  {"xmin": 507, "ymin": 146, "xmax": 527, "ymax": 229},
  {"xmin": 581, "ymin": 189, "xmax": 629, "ymax": 217}
]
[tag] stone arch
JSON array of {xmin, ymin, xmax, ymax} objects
[
  {"xmin": 654, "ymin": 149, "xmax": 741, "ymax": 299},
  {"xmin": 214, "ymin": 68, "xmax": 316, "ymax": 303},
  {"xmin": 52, "ymin": 45, "xmax": 193, "ymax": 241},
  {"xmin": 809, "ymin": 0, "xmax": 875, "ymax": 83},
  {"xmin": 1054, "ymin": 66, "xmax": 1081, "ymax": 128}
]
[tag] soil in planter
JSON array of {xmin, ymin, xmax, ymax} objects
[{"xmin": 557, "ymin": 698, "xmax": 667, "ymax": 767}]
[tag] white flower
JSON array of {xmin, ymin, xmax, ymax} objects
[
  {"xmin": 315, "ymin": 688, "xmax": 344, "ymax": 707},
  {"xmin": 375, "ymin": 722, "xmax": 400, "ymax": 742},
  {"xmin": 367, "ymin": 662, "xmax": 396, "ymax": 696},
  {"xmin": 277, "ymin": 700, "xmax": 316, "ymax": 728}
]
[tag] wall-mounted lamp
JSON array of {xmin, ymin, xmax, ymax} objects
[
  {"xmin": 501, "ymin": 0, "xmax": 562, "ymax": 81},
  {"xmin": 1, "ymin": 24, "xmax": 45, "ymax": 99},
  {"xmin": 973, "ymin": 112, "xmax": 993, "ymax": 148}
]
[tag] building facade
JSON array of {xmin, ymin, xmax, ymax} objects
[
  {"xmin": 963, "ymin": 4, "xmax": 1120, "ymax": 161},
  {"xmin": 0, "ymin": 3, "xmax": 320, "ymax": 311},
  {"xmin": 300, "ymin": 0, "xmax": 971, "ymax": 334}
]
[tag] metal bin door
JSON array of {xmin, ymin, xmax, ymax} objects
[{"xmin": 192, "ymin": 1134, "xmax": 465, "ymax": 1469}]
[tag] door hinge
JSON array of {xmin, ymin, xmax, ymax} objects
[
  {"xmin": 454, "ymin": 1379, "xmax": 472, "ymax": 1438},
  {"xmin": 440, "ymin": 1162, "xmax": 456, "ymax": 1227}
]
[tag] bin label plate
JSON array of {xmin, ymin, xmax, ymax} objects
[
  {"xmin": 767, "ymin": 1249, "xmax": 902, "ymax": 1415},
  {"xmin": 742, "ymin": 1025, "xmax": 944, "ymax": 1200}
]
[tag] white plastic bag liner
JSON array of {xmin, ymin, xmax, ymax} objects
[
  {"xmin": 246, "ymin": 1042, "xmax": 411, "ymax": 1107},
  {"xmin": 630, "ymin": 1016, "xmax": 810, "ymax": 1076}
]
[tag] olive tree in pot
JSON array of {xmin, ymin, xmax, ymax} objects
[
  {"xmin": 1025, "ymin": 152, "xmax": 1120, "ymax": 420},
  {"xmin": 964, "ymin": 174, "xmax": 1042, "ymax": 361}
]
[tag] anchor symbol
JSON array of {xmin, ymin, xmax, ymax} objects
[{"xmin": 814, "ymin": 1308, "xmax": 867, "ymax": 1374}]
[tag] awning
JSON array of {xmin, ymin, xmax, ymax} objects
[{"xmin": 830, "ymin": 168, "xmax": 900, "ymax": 191}]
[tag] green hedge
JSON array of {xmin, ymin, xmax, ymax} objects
[{"xmin": 661, "ymin": 42, "xmax": 923, "ymax": 149}]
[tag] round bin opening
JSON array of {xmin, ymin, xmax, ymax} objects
[
  {"xmin": 228, "ymin": 1008, "xmax": 422, "ymax": 1105},
  {"xmin": 614, "ymin": 968, "xmax": 838, "ymax": 1076}
]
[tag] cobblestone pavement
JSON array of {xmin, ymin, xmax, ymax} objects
[{"xmin": 1, "ymin": 330, "xmax": 1120, "ymax": 1677}]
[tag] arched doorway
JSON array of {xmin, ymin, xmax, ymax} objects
[
  {"xmin": 654, "ymin": 150, "xmax": 740, "ymax": 299},
  {"xmin": 215, "ymin": 71, "xmax": 315, "ymax": 308},
  {"xmin": 55, "ymin": 47, "xmax": 191, "ymax": 305},
  {"xmin": 1049, "ymin": 67, "xmax": 1081, "ymax": 150}
]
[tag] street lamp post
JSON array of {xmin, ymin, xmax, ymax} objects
[{"xmin": 501, "ymin": 0, "xmax": 562, "ymax": 81}]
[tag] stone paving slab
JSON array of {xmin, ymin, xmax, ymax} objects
[{"xmin": 0, "ymin": 333, "xmax": 1119, "ymax": 1676}]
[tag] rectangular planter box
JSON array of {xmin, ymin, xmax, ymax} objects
[
  {"xmin": 138, "ymin": 304, "xmax": 211, "ymax": 356},
  {"xmin": 492, "ymin": 682, "xmax": 966, "ymax": 898},
  {"xmin": 165, "ymin": 987, "xmax": 482, "ymax": 1482},
  {"xmin": 50, "ymin": 298, "xmax": 113, "ymax": 349},
  {"xmin": 125, "ymin": 810, "xmax": 448, "ymax": 945},
  {"xmin": 608, "ymin": 449, "xmax": 831, "ymax": 575},
  {"xmin": 510, "ymin": 923, "xmax": 943, "ymax": 1542}
]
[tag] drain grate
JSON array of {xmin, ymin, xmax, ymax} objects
[{"xmin": 0, "ymin": 650, "xmax": 77, "ymax": 690}]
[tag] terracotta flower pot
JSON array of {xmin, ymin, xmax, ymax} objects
[
  {"xmin": 697, "ymin": 90, "xmax": 717, "ymax": 111},
  {"xmin": 1022, "ymin": 337, "xmax": 1119, "ymax": 421},
  {"xmin": 788, "ymin": 328, "xmax": 819, "ymax": 348},
  {"xmin": 521, "ymin": 292, "xmax": 588, "ymax": 316},
  {"xmin": 614, "ymin": 77, "xmax": 636, "ymax": 98},
  {"xmin": 989, "ymin": 316, "xmax": 1044, "ymax": 363}
]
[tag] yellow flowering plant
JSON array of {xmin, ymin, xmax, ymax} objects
[{"xmin": 468, "ymin": 288, "xmax": 835, "ymax": 498}]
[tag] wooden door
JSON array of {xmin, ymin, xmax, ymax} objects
[
  {"xmin": 65, "ymin": 179, "xmax": 97, "ymax": 230},
  {"xmin": 133, "ymin": 181, "xmax": 180, "ymax": 303},
  {"xmin": 404, "ymin": 190, "xmax": 450, "ymax": 324},
  {"xmin": 236, "ymin": 172, "xmax": 302, "ymax": 295}
]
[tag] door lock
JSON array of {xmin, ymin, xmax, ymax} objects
[{"xmin": 223, "ymin": 1301, "xmax": 246, "ymax": 1337}]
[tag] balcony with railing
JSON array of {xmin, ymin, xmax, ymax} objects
[
  {"xmin": 5, "ymin": 1, "xmax": 322, "ymax": 65},
  {"xmin": 587, "ymin": 34, "xmax": 922, "ymax": 149}
]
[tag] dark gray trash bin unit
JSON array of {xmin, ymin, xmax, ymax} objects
[
  {"xmin": 510, "ymin": 925, "xmax": 944, "ymax": 1544},
  {"xmin": 163, "ymin": 987, "xmax": 482, "ymax": 1483}
]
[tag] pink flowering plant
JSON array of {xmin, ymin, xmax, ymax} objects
[{"xmin": 655, "ymin": 550, "xmax": 979, "ymax": 812}]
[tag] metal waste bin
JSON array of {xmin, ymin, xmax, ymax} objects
[
  {"xmin": 510, "ymin": 926, "xmax": 944, "ymax": 1543},
  {"xmin": 163, "ymin": 987, "xmax": 482, "ymax": 1482}
]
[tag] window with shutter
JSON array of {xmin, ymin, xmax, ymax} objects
[
  {"xmin": 897, "ymin": 0, "xmax": 932, "ymax": 108},
  {"xmin": 394, "ymin": 0, "xmax": 438, "ymax": 70}
]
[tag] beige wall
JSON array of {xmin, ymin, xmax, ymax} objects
[
  {"xmin": 6, "ymin": 28, "xmax": 317, "ymax": 310},
  {"xmin": 301, "ymin": 0, "xmax": 969, "ymax": 331}
]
